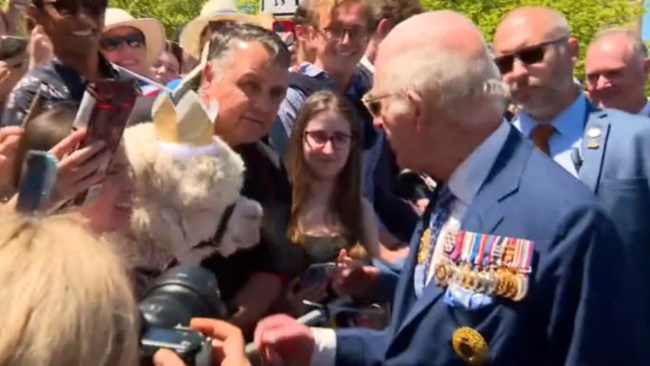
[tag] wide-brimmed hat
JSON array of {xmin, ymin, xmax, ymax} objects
[
  {"xmin": 179, "ymin": 0, "xmax": 272, "ymax": 59},
  {"xmin": 103, "ymin": 8, "xmax": 166, "ymax": 66}
]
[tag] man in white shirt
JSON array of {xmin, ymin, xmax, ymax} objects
[
  {"xmin": 584, "ymin": 27, "xmax": 650, "ymax": 116},
  {"xmin": 253, "ymin": 10, "xmax": 645, "ymax": 366}
]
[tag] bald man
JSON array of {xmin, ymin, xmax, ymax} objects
[
  {"xmin": 585, "ymin": 28, "xmax": 650, "ymax": 116},
  {"xmin": 494, "ymin": 7, "xmax": 650, "ymax": 311},
  {"xmin": 253, "ymin": 10, "xmax": 647, "ymax": 366}
]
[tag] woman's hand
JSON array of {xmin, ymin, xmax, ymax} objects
[
  {"xmin": 331, "ymin": 249, "xmax": 380, "ymax": 298},
  {"xmin": 0, "ymin": 126, "xmax": 22, "ymax": 190},
  {"xmin": 47, "ymin": 129, "xmax": 112, "ymax": 209},
  {"xmin": 153, "ymin": 318, "xmax": 251, "ymax": 366},
  {"xmin": 287, "ymin": 277, "xmax": 329, "ymax": 315}
]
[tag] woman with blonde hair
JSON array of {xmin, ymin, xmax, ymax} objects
[{"xmin": 0, "ymin": 212, "xmax": 139, "ymax": 366}]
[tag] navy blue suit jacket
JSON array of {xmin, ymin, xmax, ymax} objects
[{"xmin": 334, "ymin": 126, "xmax": 648, "ymax": 365}]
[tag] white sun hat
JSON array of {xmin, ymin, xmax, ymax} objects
[{"xmin": 103, "ymin": 8, "xmax": 166, "ymax": 66}]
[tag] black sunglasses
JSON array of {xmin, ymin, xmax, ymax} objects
[
  {"xmin": 41, "ymin": 0, "xmax": 107, "ymax": 18},
  {"xmin": 494, "ymin": 37, "xmax": 568, "ymax": 74},
  {"xmin": 100, "ymin": 32, "xmax": 145, "ymax": 51}
]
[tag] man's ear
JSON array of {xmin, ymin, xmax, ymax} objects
[
  {"xmin": 642, "ymin": 57, "xmax": 650, "ymax": 75},
  {"xmin": 27, "ymin": 5, "xmax": 42, "ymax": 27},
  {"xmin": 567, "ymin": 37, "xmax": 579, "ymax": 65},
  {"xmin": 405, "ymin": 89, "xmax": 425, "ymax": 132},
  {"xmin": 376, "ymin": 18, "xmax": 393, "ymax": 40}
]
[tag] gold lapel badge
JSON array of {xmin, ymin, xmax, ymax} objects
[{"xmin": 452, "ymin": 327, "xmax": 488, "ymax": 365}]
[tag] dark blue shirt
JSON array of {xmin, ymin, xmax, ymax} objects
[{"xmin": 1, "ymin": 55, "xmax": 131, "ymax": 127}]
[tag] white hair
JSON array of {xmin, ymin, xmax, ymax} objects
[{"xmin": 380, "ymin": 46, "xmax": 509, "ymax": 124}]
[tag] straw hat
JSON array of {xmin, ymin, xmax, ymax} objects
[
  {"xmin": 179, "ymin": 0, "xmax": 272, "ymax": 59},
  {"xmin": 103, "ymin": 8, "xmax": 166, "ymax": 66}
]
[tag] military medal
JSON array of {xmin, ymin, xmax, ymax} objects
[
  {"xmin": 417, "ymin": 227, "xmax": 431, "ymax": 264},
  {"xmin": 452, "ymin": 327, "xmax": 489, "ymax": 366},
  {"xmin": 513, "ymin": 274, "xmax": 529, "ymax": 302},
  {"xmin": 434, "ymin": 259, "xmax": 451, "ymax": 286}
]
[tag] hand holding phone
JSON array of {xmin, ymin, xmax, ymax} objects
[
  {"xmin": 46, "ymin": 129, "xmax": 111, "ymax": 210},
  {"xmin": 72, "ymin": 79, "xmax": 138, "ymax": 206}
]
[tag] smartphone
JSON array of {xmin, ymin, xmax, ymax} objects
[
  {"xmin": 72, "ymin": 79, "xmax": 139, "ymax": 206},
  {"xmin": 16, "ymin": 151, "xmax": 58, "ymax": 213},
  {"xmin": 0, "ymin": 36, "xmax": 27, "ymax": 61},
  {"xmin": 300, "ymin": 262, "xmax": 337, "ymax": 289}
]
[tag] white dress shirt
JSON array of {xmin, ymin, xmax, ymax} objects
[
  {"xmin": 359, "ymin": 56, "xmax": 375, "ymax": 74},
  {"xmin": 512, "ymin": 94, "xmax": 586, "ymax": 177},
  {"xmin": 309, "ymin": 122, "xmax": 512, "ymax": 366}
]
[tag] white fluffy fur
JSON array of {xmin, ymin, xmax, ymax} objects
[{"xmin": 122, "ymin": 122, "xmax": 263, "ymax": 270}]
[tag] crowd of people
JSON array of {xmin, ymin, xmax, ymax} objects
[{"xmin": 0, "ymin": 0, "xmax": 649, "ymax": 365}]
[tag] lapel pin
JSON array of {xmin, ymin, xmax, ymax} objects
[
  {"xmin": 586, "ymin": 127, "xmax": 601, "ymax": 139},
  {"xmin": 587, "ymin": 139, "xmax": 600, "ymax": 149}
]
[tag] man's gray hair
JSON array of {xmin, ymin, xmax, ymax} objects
[
  {"xmin": 592, "ymin": 27, "xmax": 647, "ymax": 58},
  {"xmin": 207, "ymin": 21, "xmax": 291, "ymax": 69},
  {"xmin": 380, "ymin": 46, "xmax": 508, "ymax": 123},
  {"xmin": 175, "ymin": 22, "xmax": 291, "ymax": 96}
]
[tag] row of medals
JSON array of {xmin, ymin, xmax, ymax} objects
[{"xmin": 424, "ymin": 232, "xmax": 529, "ymax": 301}]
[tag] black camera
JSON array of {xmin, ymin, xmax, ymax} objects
[{"xmin": 139, "ymin": 265, "xmax": 228, "ymax": 366}]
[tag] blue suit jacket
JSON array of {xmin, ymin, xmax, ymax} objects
[
  {"xmin": 579, "ymin": 106, "xmax": 650, "ymax": 285},
  {"xmin": 334, "ymin": 126, "xmax": 648, "ymax": 365}
]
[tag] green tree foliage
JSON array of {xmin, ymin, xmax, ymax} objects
[{"xmin": 421, "ymin": 0, "xmax": 644, "ymax": 84}]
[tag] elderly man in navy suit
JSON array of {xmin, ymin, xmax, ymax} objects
[
  {"xmin": 494, "ymin": 7, "xmax": 650, "ymax": 290},
  {"xmin": 253, "ymin": 10, "xmax": 647, "ymax": 366}
]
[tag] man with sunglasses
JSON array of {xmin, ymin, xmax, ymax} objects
[
  {"xmin": 494, "ymin": 7, "xmax": 650, "ymax": 295},
  {"xmin": 1, "ymin": 0, "xmax": 134, "ymax": 126}
]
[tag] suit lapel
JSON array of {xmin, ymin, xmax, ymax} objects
[
  {"xmin": 393, "ymin": 127, "xmax": 530, "ymax": 338},
  {"xmin": 578, "ymin": 108, "xmax": 610, "ymax": 194}
]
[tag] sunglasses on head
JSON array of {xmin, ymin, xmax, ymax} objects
[
  {"xmin": 100, "ymin": 32, "xmax": 145, "ymax": 51},
  {"xmin": 494, "ymin": 37, "xmax": 568, "ymax": 74},
  {"xmin": 41, "ymin": 0, "xmax": 107, "ymax": 18}
]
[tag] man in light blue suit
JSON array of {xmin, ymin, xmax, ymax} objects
[
  {"xmin": 493, "ymin": 7, "xmax": 650, "ymax": 284},
  {"xmin": 253, "ymin": 10, "xmax": 648, "ymax": 366}
]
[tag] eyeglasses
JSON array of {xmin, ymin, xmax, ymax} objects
[
  {"xmin": 304, "ymin": 130, "xmax": 353, "ymax": 150},
  {"xmin": 494, "ymin": 37, "xmax": 568, "ymax": 74},
  {"xmin": 362, "ymin": 92, "xmax": 395, "ymax": 118},
  {"xmin": 100, "ymin": 32, "xmax": 145, "ymax": 51},
  {"xmin": 320, "ymin": 25, "xmax": 369, "ymax": 42},
  {"xmin": 42, "ymin": 0, "xmax": 107, "ymax": 18}
]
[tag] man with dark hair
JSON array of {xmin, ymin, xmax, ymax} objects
[
  {"xmin": 175, "ymin": 22, "xmax": 295, "ymax": 338},
  {"xmin": 1, "ymin": 0, "xmax": 134, "ymax": 126}
]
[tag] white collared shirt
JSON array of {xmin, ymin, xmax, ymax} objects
[
  {"xmin": 512, "ymin": 94, "xmax": 586, "ymax": 177},
  {"xmin": 359, "ymin": 56, "xmax": 375, "ymax": 74},
  {"xmin": 309, "ymin": 122, "xmax": 512, "ymax": 366}
]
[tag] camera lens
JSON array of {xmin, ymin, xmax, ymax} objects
[{"xmin": 139, "ymin": 265, "xmax": 228, "ymax": 328}]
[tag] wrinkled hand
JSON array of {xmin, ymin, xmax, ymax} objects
[
  {"xmin": 331, "ymin": 249, "xmax": 380, "ymax": 298},
  {"xmin": 28, "ymin": 26, "xmax": 54, "ymax": 69},
  {"xmin": 153, "ymin": 318, "xmax": 250, "ymax": 366},
  {"xmin": 217, "ymin": 196, "xmax": 263, "ymax": 257},
  {"xmin": 47, "ymin": 129, "xmax": 111, "ymax": 209},
  {"xmin": 0, "ymin": 126, "xmax": 22, "ymax": 189},
  {"xmin": 254, "ymin": 314, "xmax": 314, "ymax": 366}
]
